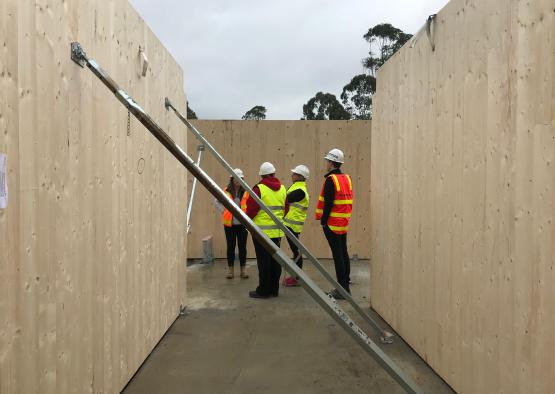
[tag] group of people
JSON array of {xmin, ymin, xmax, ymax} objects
[{"xmin": 214, "ymin": 148, "xmax": 354, "ymax": 300}]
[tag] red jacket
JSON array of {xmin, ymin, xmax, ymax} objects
[{"xmin": 246, "ymin": 176, "xmax": 288, "ymax": 219}]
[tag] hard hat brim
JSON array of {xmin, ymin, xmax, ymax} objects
[{"xmin": 324, "ymin": 157, "xmax": 344, "ymax": 164}]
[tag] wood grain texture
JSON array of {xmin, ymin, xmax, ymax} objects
[
  {"xmin": 186, "ymin": 120, "xmax": 371, "ymax": 259},
  {"xmin": 370, "ymin": 0, "xmax": 554, "ymax": 392},
  {"xmin": 0, "ymin": 1, "xmax": 187, "ymax": 393}
]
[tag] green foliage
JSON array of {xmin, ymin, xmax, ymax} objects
[
  {"xmin": 242, "ymin": 105, "xmax": 267, "ymax": 120},
  {"xmin": 302, "ymin": 92, "xmax": 351, "ymax": 120},
  {"xmin": 187, "ymin": 102, "xmax": 198, "ymax": 119},
  {"xmin": 362, "ymin": 23, "xmax": 413, "ymax": 75},
  {"xmin": 340, "ymin": 74, "xmax": 376, "ymax": 120}
]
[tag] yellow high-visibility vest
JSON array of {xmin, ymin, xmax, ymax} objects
[
  {"xmin": 253, "ymin": 183, "xmax": 286, "ymax": 238},
  {"xmin": 283, "ymin": 181, "xmax": 309, "ymax": 233}
]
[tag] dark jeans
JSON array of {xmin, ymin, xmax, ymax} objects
[
  {"xmin": 285, "ymin": 226, "xmax": 303, "ymax": 271},
  {"xmin": 252, "ymin": 236, "xmax": 282, "ymax": 297},
  {"xmin": 323, "ymin": 225, "xmax": 351, "ymax": 293},
  {"xmin": 224, "ymin": 225, "xmax": 248, "ymax": 267}
]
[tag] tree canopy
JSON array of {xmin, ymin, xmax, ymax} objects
[
  {"xmin": 242, "ymin": 105, "xmax": 267, "ymax": 120},
  {"xmin": 194, "ymin": 22, "xmax": 411, "ymax": 120},
  {"xmin": 302, "ymin": 92, "xmax": 350, "ymax": 120},
  {"xmin": 362, "ymin": 23, "xmax": 413, "ymax": 76},
  {"xmin": 340, "ymin": 74, "xmax": 376, "ymax": 120},
  {"xmin": 187, "ymin": 102, "xmax": 198, "ymax": 119}
]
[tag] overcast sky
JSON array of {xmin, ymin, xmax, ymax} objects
[{"xmin": 129, "ymin": 0, "xmax": 449, "ymax": 120}]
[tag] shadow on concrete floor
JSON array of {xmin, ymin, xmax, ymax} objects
[{"xmin": 123, "ymin": 259, "xmax": 454, "ymax": 394}]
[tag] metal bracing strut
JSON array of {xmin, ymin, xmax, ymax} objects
[
  {"xmin": 70, "ymin": 41, "xmax": 423, "ymax": 394},
  {"xmin": 186, "ymin": 144, "xmax": 205, "ymax": 234},
  {"xmin": 164, "ymin": 97, "xmax": 394, "ymax": 344}
]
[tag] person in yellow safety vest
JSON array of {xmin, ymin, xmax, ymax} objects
[
  {"xmin": 282, "ymin": 165, "xmax": 310, "ymax": 287},
  {"xmin": 214, "ymin": 168, "xmax": 250, "ymax": 279},
  {"xmin": 245, "ymin": 162, "xmax": 286, "ymax": 299},
  {"xmin": 315, "ymin": 149, "xmax": 354, "ymax": 300}
]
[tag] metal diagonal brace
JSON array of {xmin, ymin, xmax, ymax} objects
[
  {"xmin": 164, "ymin": 97, "xmax": 395, "ymax": 344},
  {"xmin": 186, "ymin": 144, "xmax": 205, "ymax": 233},
  {"xmin": 70, "ymin": 42, "xmax": 423, "ymax": 394}
]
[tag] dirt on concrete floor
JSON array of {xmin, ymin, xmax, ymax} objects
[{"xmin": 123, "ymin": 259, "xmax": 454, "ymax": 394}]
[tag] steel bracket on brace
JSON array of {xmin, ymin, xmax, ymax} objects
[
  {"xmin": 179, "ymin": 305, "xmax": 189, "ymax": 316},
  {"xmin": 426, "ymin": 14, "xmax": 437, "ymax": 52},
  {"xmin": 71, "ymin": 42, "xmax": 87, "ymax": 68},
  {"xmin": 164, "ymin": 97, "xmax": 173, "ymax": 111}
]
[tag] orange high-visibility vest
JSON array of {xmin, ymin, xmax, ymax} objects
[
  {"xmin": 222, "ymin": 188, "xmax": 249, "ymax": 227},
  {"xmin": 315, "ymin": 173, "xmax": 353, "ymax": 234}
]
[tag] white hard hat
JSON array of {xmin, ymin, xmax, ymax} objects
[
  {"xmin": 324, "ymin": 148, "xmax": 344, "ymax": 164},
  {"xmin": 232, "ymin": 168, "xmax": 244, "ymax": 178},
  {"xmin": 259, "ymin": 162, "xmax": 276, "ymax": 176},
  {"xmin": 291, "ymin": 165, "xmax": 310, "ymax": 179}
]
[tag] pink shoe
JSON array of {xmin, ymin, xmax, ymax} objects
[{"xmin": 283, "ymin": 277, "xmax": 300, "ymax": 287}]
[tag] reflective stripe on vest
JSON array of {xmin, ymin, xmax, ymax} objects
[
  {"xmin": 317, "ymin": 196, "xmax": 353, "ymax": 205},
  {"xmin": 222, "ymin": 188, "xmax": 249, "ymax": 227},
  {"xmin": 327, "ymin": 224, "xmax": 349, "ymax": 233},
  {"xmin": 315, "ymin": 173, "xmax": 353, "ymax": 234},
  {"xmin": 283, "ymin": 181, "xmax": 309, "ymax": 233},
  {"xmin": 253, "ymin": 183, "xmax": 286, "ymax": 238}
]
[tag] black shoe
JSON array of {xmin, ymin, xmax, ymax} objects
[
  {"xmin": 271, "ymin": 292, "xmax": 279, "ymax": 298},
  {"xmin": 249, "ymin": 290, "xmax": 270, "ymax": 299},
  {"xmin": 326, "ymin": 289, "xmax": 346, "ymax": 300}
]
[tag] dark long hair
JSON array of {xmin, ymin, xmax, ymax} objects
[{"xmin": 226, "ymin": 177, "xmax": 245, "ymax": 198}]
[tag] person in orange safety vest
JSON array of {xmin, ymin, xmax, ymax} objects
[
  {"xmin": 315, "ymin": 149, "xmax": 354, "ymax": 299},
  {"xmin": 214, "ymin": 168, "xmax": 250, "ymax": 279}
]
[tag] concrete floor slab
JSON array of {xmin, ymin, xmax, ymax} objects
[{"xmin": 123, "ymin": 259, "xmax": 454, "ymax": 394}]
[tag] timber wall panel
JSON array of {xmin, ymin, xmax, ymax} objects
[
  {"xmin": 370, "ymin": 0, "xmax": 554, "ymax": 392},
  {"xmin": 0, "ymin": 1, "xmax": 188, "ymax": 393},
  {"xmin": 186, "ymin": 120, "xmax": 371, "ymax": 259}
]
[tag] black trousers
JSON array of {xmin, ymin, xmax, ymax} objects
[
  {"xmin": 252, "ymin": 236, "xmax": 282, "ymax": 297},
  {"xmin": 323, "ymin": 225, "xmax": 351, "ymax": 292},
  {"xmin": 285, "ymin": 226, "xmax": 303, "ymax": 270},
  {"xmin": 224, "ymin": 225, "xmax": 248, "ymax": 267}
]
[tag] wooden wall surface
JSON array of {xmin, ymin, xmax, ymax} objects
[
  {"xmin": 186, "ymin": 120, "xmax": 371, "ymax": 259},
  {"xmin": 0, "ymin": 1, "xmax": 188, "ymax": 393},
  {"xmin": 371, "ymin": 0, "xmax": 554, "ymax": 392}
]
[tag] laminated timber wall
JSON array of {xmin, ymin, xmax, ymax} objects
[
  {"xmin": 187, "ymin": 120, "xmax": 371, "ymax": 259},
  {"xmin": 370, "ymin": 0, "xmax": 554, "ymax": 393},
  {"xmin": 0, "ymin": 1, "xmax": 188, "ymax": 393}
]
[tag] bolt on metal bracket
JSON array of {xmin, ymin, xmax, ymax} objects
[{"xmin": 380, "ymin": 331, "xmax": 395, "ymax": 344}]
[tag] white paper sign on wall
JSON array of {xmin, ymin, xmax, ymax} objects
[{"xmin": 0, "ymin": 154, "xmax": 7, "ymax": 209}]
